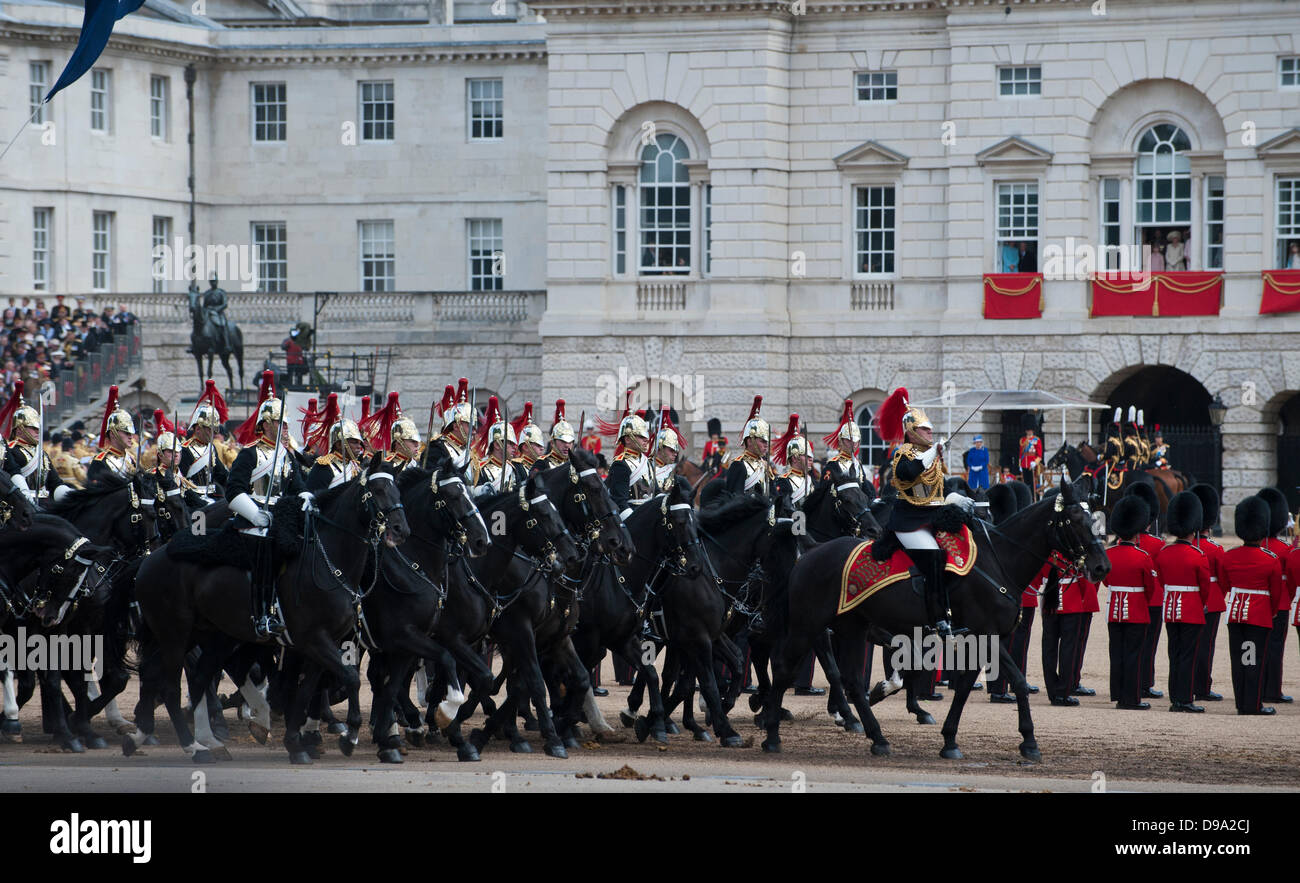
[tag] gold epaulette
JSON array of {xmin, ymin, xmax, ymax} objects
[
  {"xmin": 315, "ymin": 452, "xmax": 341, "ymax": 467},
  {"xmin": 93, "ymin": 451, "xmax": 109, "ymax": 461}
]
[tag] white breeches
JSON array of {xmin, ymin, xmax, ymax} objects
[{"xmin": 895, "ymin": 529, "xmax": 940, "ymax": 551}]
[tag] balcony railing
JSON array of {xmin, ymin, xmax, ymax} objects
[
  {"xmin": 851, "ymin": 281, "xmax": 895, "ymax": 311},
  {"xmin": 637, "ymin": 280, "xmax": 689, "ymax": 311}
]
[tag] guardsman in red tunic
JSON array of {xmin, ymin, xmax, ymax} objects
[
  {"xmin": 1104, "ymin": 497, "xmax": 1158, "ymax": 709},
  {"xmin": 1291, "ymin": 545, "xmax": 1300, "ymax": 653},
  {"xmin": 1190, "ymin": 484, "xmax": 1227, "ymax": 701},
  {"xmin": 1154, "ymin": 492, "xmax": 1215, "ymax": 712},
  {"xmin": 1127, "ymin": 482, "xmax": 1166, "ymax": 699},
  {"xmin": 985, "ymin": 485, "xmax": 1039, "ymax": 701},
  {"xmin": 1256, "ymin": 487, "xmax": 1294, "ymax": 704},
  {"xmin": 1072, "ymin": 571, "xmax": 1101, "ymax": 697},
  {"xmin": 1040, "ymin": 491, "xmax": 1090, "ymax": 705},
  {"xmin": 1221, "ymin": 495, "xmax": 1288, "ymax": 715}
]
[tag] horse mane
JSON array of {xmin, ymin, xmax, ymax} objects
[
  {"xmin": 474, "ymin": 488, "xmax": 517, "ymax": 514},
  {"xmin": 312, "ymin": 475, "xmax": 359, "ymax": 508},
  {"xmin": 802, "ymin": 478, "xmax": 831, "ymax": 511},
  {"xmin": 569, "ymin": 446, "xmax": 598, "ymax": 471},
  {"xmin": 699, "ymin": 492, "xmax": 770, "ymax": 531}
]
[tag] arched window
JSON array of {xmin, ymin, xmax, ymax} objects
[
  {"xmin": 638, "ymin": 133, "xmax": 691, "ymax": 275},
  {"xmin": 1133, "ymin": 124, "xmax": 1194, "ymax": 269},
  {"xmin": 855, "ymin": 401, "xmax": 888, "ymax": 469}
]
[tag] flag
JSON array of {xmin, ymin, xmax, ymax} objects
[{"xmin": 44, "ymin": 0, "xmax": 149, "ymax": 104}]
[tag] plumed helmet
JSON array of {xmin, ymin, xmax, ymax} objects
[
  {"xmin": 902, "ymin": 406, "xmax": 933, "ymax": 438},
  {"xmin": 1189, "ymin": 484, "xmax": 1220, "ymax": 533},
  {"xmin": 619, "ymin": 412, "xmax": 650, "ymax": 441},
  {"xmin": 155, "ymin": 431, "xmax": 181, "ymax": 457},
  {"xmin": 741, "ymin": 395, "xmax": 769, "ymax": 443},
  {"xmin": 329, "ymin": 418, "xmax": 363, "ymax": 452},
  {"xmin": 785, "ymin": 434, "xmax": 809, "ymax": 462},
  {"xmin": 986, "ymin": 483, "xmax": 1019, "ymax": 525},
  {"xmin": 391, "ymin": 417, "xmax": 421, "ymax": 445},
  {"xmin": 823, "ymin": 399, "xmax": 860, "ymax": 448},
  {"xmin": 1234, "ymin": 495, "xmax": 1272, "ymax": 544},
  {"xmin": 1007, "ymin": 479, "xmax": 1033, "ymax": 511},
  {"xmin": 447, "ymin": 378, "xmax": 473, "ymax": 427},
  {"xmin": 12, "ymin": 405, "xmax": 39, "ymax": 432},
  {"xmin": 192, "ymin": 404, "xmax": 221, "ymax": 430},
  {"xmin": 519, "ymin": 422, "xmax": 545, "ymax": 449},
  {"xmin": 1166, "ymin": 491, "xmax": 1203, "ymax": 538},
  {"xmin": 106, "ymin": 407, "xmax": 136, "ymax": 436},
  {"xmin": 491, "ymin": 421, "xmax": 518, "ymax": 448},
  {"xmin": 257, "ymin": 395, "xmax": 283, "ymax": 427},
  {"xmin": 1110, "ymin": 496, "xmax": 1148, "ymax": 539},
  {"xmin": 1256, "ymin": 486, "xmax": 1289, "ymax": 537},
  {"xmin": 550, "ymin": 399, "xmax": 576, "ymax": 444},
  {"xmin": 1124, "ymin": 481, "xmax": 1159, "ymax": 527},
  {"xmin": 191, "ymin": 379, "xmax": 228, "ymax": 429}
]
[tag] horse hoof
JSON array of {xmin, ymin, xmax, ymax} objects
[
  {"xmin": 652, "ymin": 728, "xmax": 669, "ymax": 745},
  {"xmin": 940, "ymin": 746, "xmax": 963, "ymax": 760},
  {"xmin": 780, "ymin": 708, "xmax": 794, "ymax": 722},
  {"xmin": 544, "ymin": 743, "xmax": 568, "ymax": 759},
  {"xmin": 870, "ymin": 742, "xmax": 892, "ymax": 757},
  {"xmin": 338, "ymin": 735, "xmax": 358, "ymax": 757},
  {"xmin": 192, "ymin": 749, "xmax": 216, "ymax": 764},
  {"xmin": 143, "ymin": 734, "xmax": 160, "ymax": 746},
  {"xmin": 563, "ymin": 735, "xmax": 581, "ymax": 750},
  {"xmin": 305, "ymin": 743, "xmax": 323, "ymax": 760},
  {"xmin": 469, "ymin": 729, "xmax": 488, "ymax": 751},
  {"xmin": 1019, "ymin": 743, "xmax": 1042, "ymax": 763},
  {"xmin": 457, "ymin": 743, "xmax": 481, "ymax": 763},
  {"xmin": 693, "ymin": 730, "xmax": 713, "ymax": 742},
  {"xmin": 722, "ymin": 735, "xmax": 744, "ymax": 748},
  {"xmin": 633, "ymin": 716, "xmax": 650, "ymax": 743},
  {"xmin": 509, "ymin": 740, "xmax": 533, "ymax": 754},
  {"xmin": 1, "ymin": 718, "xmax": 22, "ymax": 738},
  {"xmin": 121, "ymin": 735, "xmax": 136, "ymax": 757},
  {"xmin": 916, "ymin": 712, "xmax": 936, "ymax": 725},
  {"xmin": 61, "ymin": 738, "xmax": 86, "ymax": 754},
  {"xmin": 212, "ymin": 745, "xmax": 233, "ymax": 761},
  {"xmin": 748, "ymin": 693, "xmax": 763, "ymax": 712},
  {"xmin": 248, "ymin": 722, "xmax": 270, "ymax": 745},
  {"xmin": 327, "ymin": 721, "xmax": 349, "ymax": 736},
  {"xmin": 84, "ymin": 735, "xmax": 109, "ymax": 750},
  {"xmin": 664, "ymin": 719, "xmax": 681, "ymax": 736},
  {"xmin": 406, "ymin": 730, "xmax": 425, "ymax": 748},
  {"xmin": 289, "ymin": 751, "xmax": 313, "ymax": 765},
  {"xmin": 211, "ymin": 724, "xmax": 231, "ymax": 743},
  {"xmin": 761, "ymin": 739, "xmax": 781, "ymax": 754},
  {"xmin": 113, "ymin": 722, "xmax": 134, "ymax": 736},
  {"xmin": 619, "ymin": 710, "xmax": 637, "ymax": 729},
  {"xmin": 378, "ymin": 748, "xmax": 403, "ymax": 764}
]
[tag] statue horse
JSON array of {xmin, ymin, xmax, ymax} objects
[{"xmin": 187, "ymin": 285, "xmax": 245, "ymax": 393}]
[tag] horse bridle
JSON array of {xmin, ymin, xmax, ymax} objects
[
  {"xmin": 516, "ymin": 484, "xmax": 574, "ymax": 567},
  {"xmin": 31, "ymin": 536, "xmax": 106, "ymax": 624},
  {"xmin": 570, "ymin": 464, "xmax": 622, "ymax": 549},
  {"xmin": 359, "ymin": 470, "xmax": 405, "ymax": 541},
  {"xmin": 830, "ymin": 480, "xmax": 874, "ymax": 536}
]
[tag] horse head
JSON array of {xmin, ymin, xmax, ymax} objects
[
  {"xmin": 1051, "ymin": 479, "xmax": 1111, "ymax": 584},
  {"xmin": 829, "ymin": 476, "xmax": 882, "ymax": 539},
  {"xmin": 516, "ymin": 473, "xmax": 581, "ymax": 572},
  {"xmin": 363, "ymin": 452, "xmax": 411, "ymax": 548},
  {"xmin": 425, "ymin": 467, "xmax": 490, "ymax": 557},
  {"xmin": 659, "ymin": 481, "xmax": 705, "ymax": 580},
  {"xmin": 568, "ymin": 447, "xmax": 633, "ymax": 565},
  {"xmin": 1046, "ymin": 442, "xmax": 1072, "ymax": 469}
]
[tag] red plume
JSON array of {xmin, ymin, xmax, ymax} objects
[
  {"xmin": 1154, "ymin": 423, "xmax": 1161, "ymax": 434},
  {"xmin": 657, "ymin": 405, "xmax": 686, "ymax": 450},
  {"xmin": 746, "ymin": 395, "xmax": 763, "ymax": 425},
  {"xmin": 551, "ymin": 398, "xmax": 567, "ymax": 432},
  {"xmin": 193, "ymin": 379, "xmax": 229, "ymax": 424},
  {"xmin": 598, "ymin": 388, "xmax": 634, "ymax": 438},
  {"xmin": 771, "ymin": 414, "xmax": 800, "ymax": 466},
  {"xmin": 823, "ymin": 399, "xmax": 855, "ymax": 448},
  {"xmin": 455, "ymin": 377, "xmax": 469, "ymax": 405},
  {"xmin": 234, "ymin": 370, "xmax": 275, "ymax": 445},
  {"xmin": 360, "ymin": 395, "xmax": 371, "ymax": 424},
  {"xmin": 97, "ymin": 384, "xmax": 121, "ymax": 448},
  {"xmin": 0, "ymin": 380, "xmax": 24, "ymax": 440},
  {"xmin": 510, "ymin": 401, "xmax": 533, "ymax": 439},
  {"xmin": 306, "ymin": 393, "xmax": 340, "ymax": 454},
  {"xmin": 361, "ymin": 391, "xmax": 401, "ymax": 451},
  {"xmin": 472, "ymin": 396, "xmax": 501, "ymax": 458},
  {"xmin": 299, "ymin": 397, "xmax": 319, "ymax": 442},
  {"xmin": 436, "ymin": 384, "xmax": 455, "ymax": 418},
  {"xmin": 153, "ymin": 409, "xmax": 175, "ymax": 435},
  {"xmin": 874, "ymin": 387, "xmax": 909, "ymax": 445}
]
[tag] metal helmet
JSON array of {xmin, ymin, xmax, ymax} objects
[
  {"xmin": 12, "ymin": 405, "xmax": 39, "ymax": 432},
  {"xmin": 257, "ymin": 395, "xmax": 284, "ymax": 427},
  {"xmin": 837, "ymin": 420, "xmax": 862, "ymax": 446},
  {"xmin": 106, "ymin": 407, "xmax": 137, "ymax": 436},
  {"xmin": 330, "ymin": 418, "xmax": 363, "ymax": 452},
  {"xmin": 156, "ymin": 431, "xmax": 181, "ymax": 457},
  {"xmin": 786, "ymin": 434, "xmax": 809, "ymax": 463},
  {"xmin": 619, "ymin": 412, "xmax": 649, "ymax": 442},
  {"xmin": 192, "ymin": 403, "xmax": 221, "ymax": 430},
  {"xmin": 550, "ymin": 399, "xmax": 576, "ymax": 444},
  {"xmin": 655, "ymin": 425, "xmax": 681, "ymax": 455},
  {"xmin": 391, "ymin": 417, "xmax": 421, "ymax": 446},
  {"xmin": 519, "ymin": 422, "xmax": 544, "ymax": 449},
  {"xmin": 902, "ymin": 406, "xmax": 933, "ymax": 438},
  {"xmin": 741, "ymin": 395, "xmax": 769, "ymax": 443},
  {"xmin": 490, "ymin": 421, "xmax": 518, "ymax": 449}
]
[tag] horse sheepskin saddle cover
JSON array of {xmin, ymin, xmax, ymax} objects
[
  {"xmin": 166, "ymin": 496, "xmax": 306, "ymax": 570},
  {"xmin": 839, "ymin": 505, "xmax": 978, "ymax": 615}
]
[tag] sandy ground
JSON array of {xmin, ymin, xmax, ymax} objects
[{"xmin": 2, "ymin": 615, "xmax": 1297, "ymax": 793}]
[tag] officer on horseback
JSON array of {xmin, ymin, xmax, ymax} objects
[
  {"xmin": 180, "ymin": 381, "xmax": 229, "ymax": 506},
  {"xmin": 773, "ymin": 414, "xmax": 814, "ymax": 508},
  {"xmin": 307, "ymin": 418, "xmax": 364, "ymax": 492},
  {"xmin": 651, "ymin": 405, "xmax": 686, "ymax": 492},
  {"xmin": 429, "ymin": 378, "xmax": 474, "ymax": 480},
  {"xmin": 605, "ymin": 406, "xmax": 653, "ymax": 519},
  {"xmin": 385, "ymin": 417, "xmax": 422, "ymax": 471},
  {"xmin": 87, "ymin": 386, "xmax": 138, "ymax": 484},
  {"xmin": 532, "ymin": 399, "xmax": 575, "ymax": 473},
  {"xmin": 0, "ymin": 385, "xmax": 71, "ymax": 504},
  {"xmin": 512, "ymin": 403, "xmax": 546, "ymax": 473},
  {"xmin": 877, "ymin": 387, "xmax": 957, "ymax": 638},
  {"xmin": 725, "ymin": 395, "xmax": 773, "ymax": 497},
  {"xmin": 821, "ymin": 399, "xmax": 866, "ymax": 487},
  {"xmin": 226, "ymin": 394, "xmax": 309, "ymax": 638},
  {"xmin": 471, "ymin": 396, "xmax": 525, "ymax": 497}
]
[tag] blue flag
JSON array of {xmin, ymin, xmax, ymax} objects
[{"xmin": 44, "ymin": 0, "xmax": 149, "ymax": 104}]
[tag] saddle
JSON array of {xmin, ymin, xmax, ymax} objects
[
  {"xmin": 166, "ymin": 495, "xmax": 306, "ymax": 568},
  {"xmin": 838, "ymin": 524, "xmax": 977, "ymax": 616}
]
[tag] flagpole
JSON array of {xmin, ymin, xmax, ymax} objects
[{"xmin": 0, "ymin": 104, "xmax": 46, "ymax": 165}]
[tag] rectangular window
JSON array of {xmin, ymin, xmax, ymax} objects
[
  {"xmin": 359, "ymin": 81, "xmax": 395, "ymax": 142},
  {"xmin": 855, "ymin": 71, "xmax": 898, "ymax": 102},
  {"xmin": 1278, "ymin": 178, "xmax": 1300, "ymax": 269},
  {"xmin": 1204, "ymin": 176, "xmax": 1224, "ymax": 271},
  {"xmin": 612, "ymin": 186, "xmax": 627, "ymax": 275},
  {"xmin": 30, "ymin": 62, "xmax": 49, "ymax": 125},
  {"xmin": 467, "ymin": 218, "xmax": 504, "ymax": 291},
  {"xmin": 1100, "ymin": 178, "xmax": 1122, "ymax": 270},
  {"xmin": 998, "ymin": 65, "xmax": 1041, "ymax": 97},
  {"xmin": 251, "ymin": 83, "xmax": 287, "ymax": 143},
  {"xmin": 150, "ymin": 75, "xmax": 169, "ymax": 140},
  {"xmin": 1281, "ymin": 56, "xmax": 1300, "ymax": 88},
  {"xmin": 359, "ymin": 220, "xmax": 396, "ymax": 291},
  {"xmin": 704, "ymin": 184, "xmax": 713, "ymax": 276},
  {"xmin": 152, "ymin": 216, "xmax": 172, "ymax": 294},
  {"xmin": 252, "ymin": 222, "xmax": 287, "ymax": 292},
  {"xmin": 33, "ymin": 208, "xmax": 51, "ymax": 291},
  {"xmin": 854, "ymin": 185, "xmax": 896, "ymax": 275},
  {"xmin": 467, "ymin": 78, "xmax": 503, "ymax": 141},
  {"xmin": 90, "ymin": 68, "xmax": 111, "ymax": 133},
  {"xmin": 92, "ymin": 211, "xmax": 113, "ymax": 292},
  {"xmin": 995, "ymin": 182, "xmax": 1039, "ymax": 272}
]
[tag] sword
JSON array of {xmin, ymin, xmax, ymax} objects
[
  {"xmin": 265, "ymin": 411, "xmax": 286, "ymax": 517},
  {"xmin": 37, "ymin": 393, "xmax": 46, "ymax": 499},
  {"xmin": 498, "ymin": 399, "xmax": 510, "ymax": 494},
  {"xmin": 421, "ymin": 399, "xmax": 436, "ymax": 469},
  {"xmin": 941, "ymin": 392, "xmax": 994, "ymax": 450}
]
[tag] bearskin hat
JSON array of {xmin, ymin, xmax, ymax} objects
[
  {"xmin": 1166, "ymin": 491, "xmax": 1203, "ymax": 538},
  {"xmin": 1007, "ymin": 480, "xmax": 1033, "ymax": 511},
  {"xmin": 1125, "ymin": 481, "xmax": 1159, "ymax": 528},
  {"xmin": 1235, "ymin": 495, "xmax": 1272, "ymax": 544},
  {"xmin": 1256, "ymin": 486, "xmax": 1290, "ymax": 538},
  {"xmin": 1189, "ymin": 484, "xmax": 1220, "ymax": 533},
  {"xmin": 986, "ymin": 483, "xmax": 1019, "ymax": 525},
  {"xmin": 1110, "ymin": 497, "xmax": 1148, "ymax": 540},
  {"xmin": 707, "ymin": 417, "xmax": 722, "ymax": 437},
  {"xmin": 1020, "ymin": 412, "xmax": 1039, "ymax": 434}
]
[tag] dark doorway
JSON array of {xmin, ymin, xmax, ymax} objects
[
  {"xmin": 1099, "ymin": 366, "xmax": 1220, "ymax": 491},
  {"xmin": 1000, "ymin": 409, "xmax": 1043, "ymax": 475},
  {"xmin": 1276, "ymin": 394, "xmax": 1300, "ymax": 511}
]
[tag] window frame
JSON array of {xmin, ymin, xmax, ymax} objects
[
  {"xmin": 92, "ymin": 211, "xmax": 113, "ymax": 292},
  {"xmin": 637, "ymin": 132, "xmax": 693, "ymax": 277},
  {"xmin": 251, "ymin": 221, "xmax": 288, "ymax": 292},
  {"xmin": 152, "ymin": 216, "xmax": 172, "ymax": 294},
  {"xmin": 150, "ymin": 75, "xmax": 169, "ymax": 141},
  {"xmin": 612, "ymin": 185, "xmax": 627, "ymax": 277},
  {"xmin": 33, "ymin": 207, "xmax": 52, "ymax": 291},
  {"xmin": 1099, "ymin": 177, "xmax": 1123, "ymax": 271},
  {"xmin": 358, "ymin": 80, "xmax": 395, "ymax": 143},
  {"xmin": 90, "ymin": 68, "xmax": 112, "ymax": 134},
  {"xmin": 1277, "ymin": 177, "xmax": 1300, "ymax": 269},
  {"xmin": 852, "ymin": 184, "xmax": 898, "ymax": 277},
  {"xmin": 854, "ymin": 70, "xmax": 899, "ymax": 103},
  {"xmin": 250, "ymin": 82, "xmax": 287, "ymax": 144},
  {"xmin": 997, "ymin": 65, "xmax": 1042, "ymax": 99},
  {"xmin": 466, "ymin": 78, "xmax": 504, "ymax": 142},
  {"xmin": 1203, "ymin": 175, "xmax": 1224, "ymax": 271},
  {"xmin": 467, "ymin": 218, "xmax": 504, "ymax": 291},
  {"xmin": 1280, "ymin": 56, "xmax": 1300, "ymax": 90},
  {"xmin": 358, "ymin": 220, "xmax": 396, "ymax": 292},
  {"xmin": 994, "ymin": 181, "xmax": 1040, "ymax": 273},
  {"xmin": 29, "ymin": 62, "xmax": 50, "ymax": 125}
]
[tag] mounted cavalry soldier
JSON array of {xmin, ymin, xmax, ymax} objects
[
  {"xmin": 180, "ymin": 380, "xmax": 230, "ymax": 506},
  {"xmin": 430, "ymin": 377, "xmax": 475, "ymax": 480},
  {"xmin": 1102, "ymin": 408, "xmax": 1126, "ymax": 491},
  {"xmin": 1151, "ymin": 425, "xmax": 1171, "ymax": 470},
  {"xmin": 385, "ymin": 417, "xmax": 422, "ymax": 471},
  {"xmin": 651, "ymin": 405, "xmax": 686, "ymax": 492},
  {"xmin": 226, "ymin": 391, "xmax": 309, "ymax": 638},
  {"xmin": 725, "ymin": 395, "xmax": 773, "ymax": 497},
  {"xmin": 532, "ymin": 399, "xmax": 576, "ymax": 474},
  {"xmin": 821, "ymin": 399, "xmax": 865, "ymax": 488},
  {"xmin": 876, "ymin": 387, "xmax": 956, "ymax": 638},
  {"xmin": 1122, "ymin": 406, "xmax": 1143, "ymax": 468},
  {"xmin": 773, "ymin": 414, "xmax": 814, "ymax": 508},
  {"xmin": 471, "ymin": 396, "xmax": 525, "ymax": 497},
  {"xmin": 605, "ymin": 397, "xmax": 653, "ymax": 519},
  {"xmin": 510, "ymin": 402, "xmax": 546, "ymax": 472},
  {"xmin": 0, "ymin": 382, "xmax": 71, "ymax": 504},
  {"xmin": 87, "ymin": 385, "xmax": 138, "ymax": 484},
  {"xmin": 307, "ymin": 418, "xmax": 364, "ymax": 493}
]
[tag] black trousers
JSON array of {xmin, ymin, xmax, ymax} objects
[
  {"xmin": 1228, "ymin": 623, "xmax": 1271, "ymax": 713},
  {"xmin": 1165, "ymin": 621, "xmax": 1203, "ymax": 705},
  {"xmin": 988, "ymin": 607, "xmax": 1035, "ymax": 693},
  {"xmin": 793, "ymin": 650, "xmax": 817, "ymax": 690},
  {"xmin": 1192, "ymin": 610, "xmax": 1222, "ymax": 697},
  {"xmin": 1041, "ymin": 611, "xmax": 1087, "ymax": 698},
  {"xmin": 1074, "ymin": 614, "xmax": 1094, "ymax": 688},
  {"xmin": 1141, "ymin": 606, "xmax": 1163, "ymax": 690},
  {"xmin": 1108, "ymin": 621, "xmax": 1146, "ymax": 705},
  {"xmin": 1263, "ymin": 611, "xmax": 1289, "ymax": 699}
]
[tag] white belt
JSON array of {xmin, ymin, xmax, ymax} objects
[
  {"xmin": 205, "ymin": 484, "xmax": 217, "ymax": 494},
  {"xmin": 1164, "ymin": 584, "xmax": 1199, "ymax": 593},
  {"xmin": 1108, "ymin": 585, "xmax": 1144, "ymax": 593},
  {"xmin": 1230, "ymin": 587, "xmax": 1269, "ymax": 596}
]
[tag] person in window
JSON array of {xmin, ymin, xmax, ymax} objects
[
  {"xmin": 1001, "ymin": 240, "xmax": 1020, "ymax": 273},
  {"xmin": 1286, "ymin": 241, "xmax": 1300, "ymax": 269},
  {"xmin": 1016, "ymin": 241, "xmax": 1037, "ymax": 273},
  {"xmin": 675, "ymin": 255, "xmax": 688, "ymax": 268},
  {"xmin": 1164, "ymin": 230, "xmax": 1187, "ymax": 271},
  {"xmin": 1147, "ymin": 232, "xmax": 1165, "ymax": 272}
]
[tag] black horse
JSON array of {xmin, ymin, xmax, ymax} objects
[
  {"xmin": 129, "ymin": 453, "xmax": 409, "ymax": 763},
  {"xmin": 187, "ymin": 282, "xmax": 245, "ymax": 393},
  {"xmin": 761, "ymin": 479, "xmax": 1109, "ymax": 760}
]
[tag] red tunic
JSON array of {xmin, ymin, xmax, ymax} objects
[
  {"xmin": 1081, "ymin": 575, "xmax": 1100, "ymax": 613},
  {"xmin": 1055, "ymin": 572, "xmax": 1088, "ymax": 614},
  {"xmin": 1263, "ymin": 537, "xmax": 1291, "ymax": 608},
  {"xmin": 1196, "ymin": 537, "xmax": 1228, "ymax": 613},
  {"xmin": 1222, "ymin": 545, "xmax": 1286, "ymax": 628},
  {"xmin": 580, "ymin": 433, "xmax": 602, "ymax": 456},
  {"xmin": 1105, "ymin": 543, "xmax": 1156, "ymax": 624},
  {"xmin": 1154, "ymin": 540, "xmax": 1214, "ymax": 624},
  {"xmin": 1018, "ymin": 436, "xmax": 1042, "ymax": 471},
  {"xmin": 1023, "ymin": 563, "xmax": 1048, "ymax": 608},
  {"xmin": 1137, "ymin": 533, "xmax": 1165, "ymax": 607}
]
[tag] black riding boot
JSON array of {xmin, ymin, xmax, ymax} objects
[{"xmin": 910, "ymin": 549, "xmax": 954, "ymax": 637}]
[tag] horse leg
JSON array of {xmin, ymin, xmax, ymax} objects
[
  {"xmin": 435, "ymin": 637, "xmax": 492, "ymax": 761},
  {"xmin": 372, "ymin": 652, "xmax": 408, "ymax": 763},
  {"xmin": 938, "ymin": 661, "xmax": 980, "ymax": 759},
  {"xmin": 998, "ymin": 642, "xmax": 1041, "ymax": 762},
  {"xmin": 126, "ymin": 638, "xmax": 211, "ymax": 763},
  {"xmin": 623, "ymin": 635, "xmax": 668, "ymax": 745},
  {"xmin": 686, "ymin": 638, "xmax": 742, "ymax": 746},
  {"xmin": 36, "ymin": 669, "xmax": 83, "ymax": 752},
  {"xmin": 284, "ymin": 656, "xmax": 322, "ymax": 765},
  {"xmin": 496, "ymin": 620, "xmax": 567, "ymax": 758},
  {"xmin": 62, "ymin": 668, "xmax": 107, "ymax": 750},
  {"xmin": 621, "ymin": 661, "xmax": 647, "ymax": 727},
  {"xmin": 815, "ymin": 629, "xmax": 860, "ymax": 733},
  {"xmin": 906, "ymin": 672, "xmax": 936, "ymax": 725},
  {"xmin": 760, "ymin": 627, "xmax": 816, "ymax": 754},
  {"xmin": 840, "ymin": 647, "xmax": 891, "ymax": 756},
  {"xmin": 1, "ymin": 668, "xmax": 22, "ymax": 742}
]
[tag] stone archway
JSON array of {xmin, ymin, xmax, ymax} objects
[{"xmin": 1266, "ymin": 390, "xmax": 1300, "ymax": 511}]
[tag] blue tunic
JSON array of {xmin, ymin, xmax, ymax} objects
[{"xmin": 965, "ymin": 446, "xmax": 990, "ymax": 489}]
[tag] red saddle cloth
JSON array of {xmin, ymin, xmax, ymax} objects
[{"xmin": 837, "ymin": 526, "xmax": 977, "ymax": 615}]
